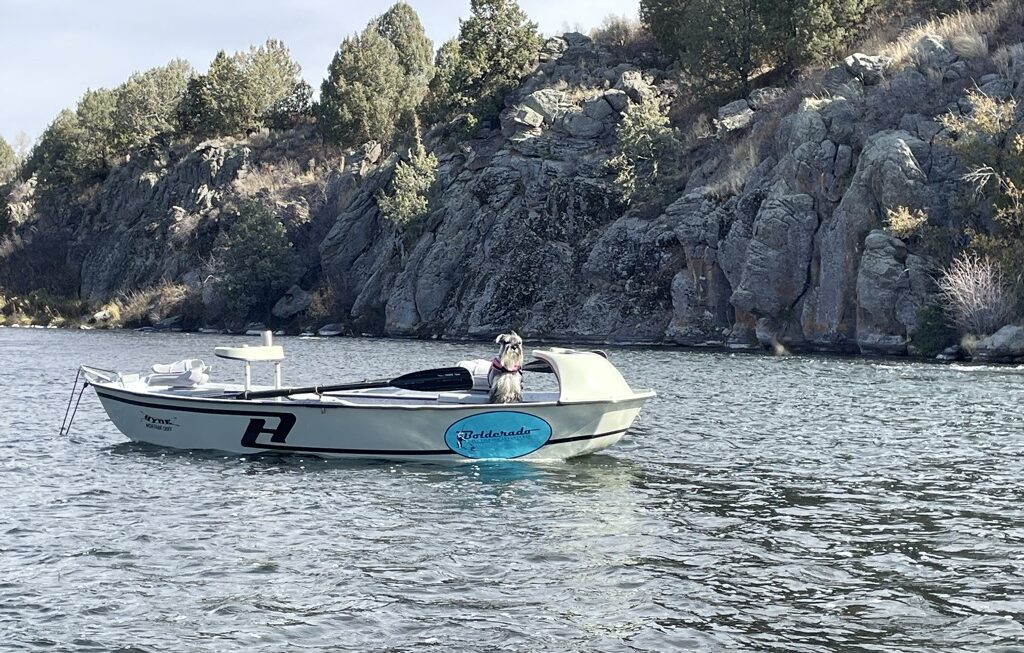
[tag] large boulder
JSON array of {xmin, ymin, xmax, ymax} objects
[
  {"xmin": 615, "ymin": 70, "xmax": 655, "ymax": 103},
  {"xmin": 523, "ymin": 89, "xmax": 571, "ymax": 124},
  {"xmin": 272, "ymin": 285, "xmax": 312, "ymax": 320},
  {"xmin": 748, "ymin": 87, "xmax": 785, "ymax": 110},
  {"xmin": 717, "ymin": 99, "xmax": 754, "ymax": 132},
  {"xmin": 844, "ymin": 53, "xmax": 890, "ymax": 85},
  {"xmin": 563, "ymin": 110, "xmax": 606, "ymax": 138},
  {"xmin": 974, "ymin": 325, "xmax": 1024, "ymax": 363}
]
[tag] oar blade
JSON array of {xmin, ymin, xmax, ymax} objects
[{"xmin": 391, "ymin": 366, "xmax": 473, "ymax": 392}]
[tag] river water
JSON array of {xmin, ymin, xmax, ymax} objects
[{"xmin": 1, "ymin": 328, "xmax": 1022, "ymax": 652}]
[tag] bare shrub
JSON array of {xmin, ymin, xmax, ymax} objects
[
  {"xmin": 885, "ymin": 206, "xmax": 928, "ymax": 239},
  {"xmin": 938, "ymin": 253, "xmax": 1015, "ymax": 335},
  {"xmin": 589, "ymin": 15, "xmax": 656, "ymax": 59}
]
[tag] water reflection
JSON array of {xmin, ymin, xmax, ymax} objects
[{"xmin": 5, "ymin": 328, "xmax": 1024, "ymax": 651}]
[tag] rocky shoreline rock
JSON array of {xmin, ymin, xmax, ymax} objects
[{"xmin": 3, "ymin": 31, "xmax": 1024, "ymax": 363}]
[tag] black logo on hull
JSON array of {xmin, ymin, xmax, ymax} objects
[{"xmin": 240, "ymin": 414, "xmax": 297, "ymax": 447}]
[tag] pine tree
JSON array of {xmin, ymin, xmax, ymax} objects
[
  {"xmin": 216, "ymin": 200, "xmax": 300, "ymax": 318},
  {"xmin": 0, "ymin": 136, "xmax": 15, "ymax": 181},
  {"xmin": 425, "ymin": 0, "xmax": 540, "ymax": 125},
  {"xmin": 424, "ymin": 38, "xmax": 465, "ymax": 124},
  {"xmin": 181, "ymin": 40, "xmax": 305, "ymax": 136},
  {"xmin": 319, "ymin": 25, "xmax": 405, "ymax": 146},
  {"xmin": 111, "ymin": 59, "xmax": 191, "ymax": 152},
  {"xmin": 377, "ymin": 2, "xmax": 434, "ymax": 96},
  {"xmin": 640, "ymin": 0, "xmax": 877, "ymax": 96}
]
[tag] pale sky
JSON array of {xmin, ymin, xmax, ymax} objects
[{"xmin": 0, "ymin": 0, "xmax": 639, "ymax": 146}]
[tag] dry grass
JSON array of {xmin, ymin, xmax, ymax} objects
[
  {"xmin": 880, "ymin": 0, "xmax": 1024, "ymax": 68},
  {"xmin": 0, "ymin": 290, "xmax": 93, "ymax": 326},
  {"xmin": 565, "ymin": 87, "xmax": 606, "ymax": 105},
  {"xmin": 116, "ymin": 282, "xmax": 190, "ymax": 327},
  {"xmin": 707, "ymin": 138, "xmax": 761, "ymax": 198},
  {"xmin": 994, "ymin": 43, "xmax": 1024, "ymax": 78}
]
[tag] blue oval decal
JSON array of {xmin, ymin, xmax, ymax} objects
[{"xmin": 444, "ymin": 411, "xmax": 552, "ymax": 459}]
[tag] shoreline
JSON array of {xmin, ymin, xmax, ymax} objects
[{"xmin": 5, "ymin": 321, "xmax": 1017, "ymax": 367}]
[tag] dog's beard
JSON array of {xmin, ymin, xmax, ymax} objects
[{"xmin": 499, "ymin": 346, "xmax": 523, "ymax": 370}]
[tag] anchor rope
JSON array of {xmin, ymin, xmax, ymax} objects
[
  {"xmin": 59, "ymin": 367, "xmax": 83, "ymax": 436},
  {"xmin": 59, "ymin": 368, "xmax": 89, "ymax": 440}
]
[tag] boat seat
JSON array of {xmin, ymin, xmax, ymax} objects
[
  {"xmin": 457, "ymin": 359, "xmax": 492, "ymax": 392},
  {"xmin": 214, "ymin": 345, "xmax": 284, "ymax": 362},
  {"xmin": 146, "ymin": 359, "xmax": 209, "ymax": 387}
]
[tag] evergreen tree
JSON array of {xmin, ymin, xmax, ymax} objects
[
  {"xmin": 608, "ymin": 99, "xmax": 681, "ymax": 203},
  {"xmin": 423, "ymin": 38, "xmax": 465, "ymax": 124},
  {"xmin": 319, "ymin": 25, "xmax": 405, "ymax": 146},
  {"xmin": 111, "ymin": 59, "xmax": 191, "ymax": 152},
  {"xmin": 216, "ymin": 200, "xmax": 300, "ymax": 318},
  {"xmin": 23, "ymin": 110, "xmax": 85, "ymax": 194},
  {"xmin": 425, "ymin": 0, "xmax": 540, "ymax": 125},
  {"xmin": 0, "ymin": 136, "xmax": 15, "ymax": 181},
  {"xmin": 74, "ymin": 88, "xmax": 118, "ymax": 169},
  {"xmin": 377, "ymin": 2, "xmax": 434, "ymax": 97},
  {"xmin": 181, "ymin": 40, "xmax": 305, "ymax": 136},
  {"xmin": 378, "ymin": 132, "xmax": 438, "ymax": 225},
  {"xmin": 641, "ymin": 0, "xmax": 877, "ymax": 95}
]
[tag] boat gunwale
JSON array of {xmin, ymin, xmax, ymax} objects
[{"xmin": 91, "ymin": 381, "xmax": 656, "ymax": 411}]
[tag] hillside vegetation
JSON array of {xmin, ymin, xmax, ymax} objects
[{"xmin": 1, "ymin": 0, "xmax": 1023, "ymax": 360}]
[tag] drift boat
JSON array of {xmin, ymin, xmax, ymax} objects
[{"xmin": 71, "ymin": 336, "xmax": 655, "ymax": 461}]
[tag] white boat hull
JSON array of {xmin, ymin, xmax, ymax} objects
[{"xmin": 92, "ymin": 384, "xmax": 651, "ymax": 461}]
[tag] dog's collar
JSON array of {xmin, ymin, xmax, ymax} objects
[{"xmin": 491, "ymin": 357, "xmax": 521, "ymax": 374}]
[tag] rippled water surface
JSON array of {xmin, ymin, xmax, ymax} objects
[{"xmin": 2, "ymin": 328, "xmax": 1023, "ymax": 651}]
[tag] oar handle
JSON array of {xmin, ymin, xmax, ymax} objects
[
  {"xmin": 233, "ymin": 366, "xmax": 472, "ymax": 400},
  {"xmin": 236, "ymin": 379, "xmax": 388, "ymax": 400}
]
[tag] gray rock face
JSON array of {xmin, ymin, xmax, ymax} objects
[
  {"xmin": 511, "ymin": 106, "xmax": 544, "ymax": 128},
  {"xmin": 974, "ymin": 325, "xmax": 1024, "ymax": 363},
  {"xmin": 855, "ymin": 231, "xmax": 910, "ymax": 355},
  {"xmin": 272, "ymin": 285, "xmax": 312, "ymax": 320},
  {"xmin": 913, "ymin": 36, "xmax": 958, "ymax": 71},
  {"xmin": 523, "ymin": 89, "xmax": 571, "ymax": 125},
  {"xmin": 844, "ymin": 53, "xmax": 890, "ymax": 85},
  {"xmin": 615, "ymin": 70, "xmax": 655, "ymax": 103},
  {"xmin": 602, "ymin": 89, "xmax": 629, "ymax": 113},
  {"xmin": 802, "ymin": 130, "xmax": 928, "ymax": 350},
  {"xmin": 563, "ymin": 110, "xmax": 606, "ymax": 138},
  {"xmin": 748, "ymin": 87, "xmax": 785, "ymax": 110},
  {"xmin": 717, "ymin": 99, "xmax": 754, "ymax": 132},
  {"xmin": 732, "ymin": 194, "xmax": 817, "ymax": 318},
  {"xmin": 0, "ymin": 31, "xmax": 995, "ymax": 358}
]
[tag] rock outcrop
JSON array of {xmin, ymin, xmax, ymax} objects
[{"xmin": 1, "ymin": 29, "xmax": 1018, "ymax": 357}]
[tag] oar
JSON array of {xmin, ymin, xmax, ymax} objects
[
  {"xmin": 234, "ymin": 366, "xmax": 473, "ymax": 400},
  {"xmin": 522, "ymin": 350, "xmax": 608, "ymax": 373}
]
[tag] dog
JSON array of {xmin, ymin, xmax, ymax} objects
[{"xmin": 488, "ymin": 332, "xmax": 524, "ymax": 403}]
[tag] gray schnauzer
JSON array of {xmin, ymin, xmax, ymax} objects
[{"xmin": 488, "ymin": 332, "xmax": 524, "ymax": 403}]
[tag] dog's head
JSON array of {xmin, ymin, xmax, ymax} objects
[{"xmin": 495, "ymin": 331, "xmax": 524, "ymax": 369}]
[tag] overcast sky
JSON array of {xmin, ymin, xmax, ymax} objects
[{"xmin": 0, "ymin": 0, "xmax": 639, "ymax": 146}]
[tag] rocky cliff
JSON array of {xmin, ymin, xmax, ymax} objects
[{"xmin": 3, "ymin": 30, "xmax": 1023, "ymax": 355}]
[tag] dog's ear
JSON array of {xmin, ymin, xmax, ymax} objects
[{"xmin": 495, "ymin": 333, "xmax": 505, "ymax": 344}]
